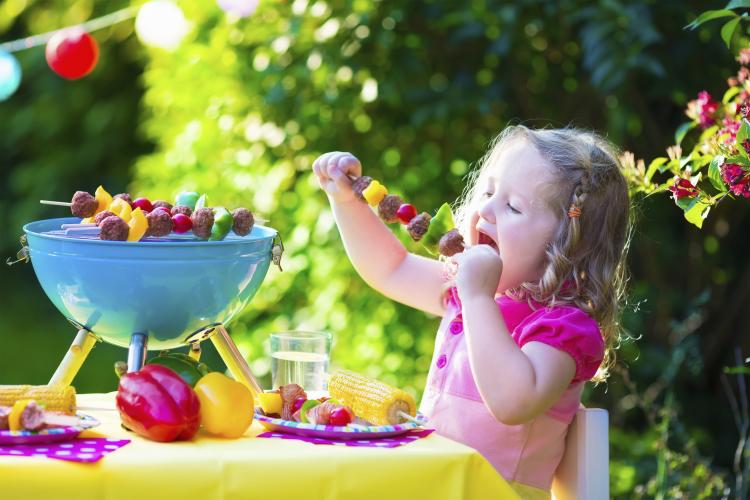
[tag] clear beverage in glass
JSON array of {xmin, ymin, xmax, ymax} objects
[{"xmin": 269, "ymin": 331, "xmax": 331, "ymax": 392}]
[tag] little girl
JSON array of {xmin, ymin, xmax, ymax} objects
[{"xmin": 312, "ymin": 125, "xmax": 630, "ymax": 499}]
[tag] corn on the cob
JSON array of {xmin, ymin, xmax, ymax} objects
[
  {"xmin": 0, "ymin": 385, "xmax": 76, "ymax": 415},
  {"xmin": 328, "ymin": 370, "xmax": 416, "ymax": 425}
]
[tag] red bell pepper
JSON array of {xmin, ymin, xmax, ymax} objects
[{"xmin": 116, "ymin": 364, "xmax": 201, "ymax": 442}]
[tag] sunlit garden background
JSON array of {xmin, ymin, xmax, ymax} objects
[{"xmin": 2, "ymin": 0, "xmax": 750, "ymax": 497}]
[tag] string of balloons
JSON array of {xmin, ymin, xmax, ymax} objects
[{"xmin": 0, "ymin": 0, "xmax": 259, "ymax": 101}]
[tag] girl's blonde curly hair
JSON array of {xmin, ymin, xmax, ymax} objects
[{"xmin": 453, "ymin": 125, "xmax": 632, "ymax": 381}]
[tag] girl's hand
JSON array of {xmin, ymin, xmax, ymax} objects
[
  {"xmin": 451, "ymin": 244, "xmax": 503, "ymax": 300},
  {"xmin": 312, "ymin": 151, "xmax": 362, "ymax": 204}
]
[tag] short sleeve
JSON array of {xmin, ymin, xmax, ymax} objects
[{"xmin": 515, "ymin": 306, "xmax": 605, "ymax": 383}]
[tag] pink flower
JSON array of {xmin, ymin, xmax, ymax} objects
[
  {"xmin": 738, "ymin": 48, "xmax": 750, "ymax": 66},
  {"xmin": 720, "ymin": 163, "xmax": 750, "ymax": 197},
  {"xmin": 686, "ymin": 91, "xmax": 720, "ymax": 129},
  {"xmin": 719, "ymin": 117, "xmax": 741, "ymax": 144},
  {"xmin": 669, "ymin": 178, "xmax": 700, "ymax": 200}
]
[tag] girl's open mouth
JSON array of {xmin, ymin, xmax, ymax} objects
[{"xmin": 477, "ymin": 231, "xmax": 499, "ymax": 252}]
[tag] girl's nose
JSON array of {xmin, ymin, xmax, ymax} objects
[{"xmin": 478, "ymin": 198, "xmax": 495, "ymax": 223}]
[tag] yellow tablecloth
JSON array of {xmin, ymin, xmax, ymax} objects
[{"xmin": 0, "ymin": 393, "xmax": 519, "ymax": 500}]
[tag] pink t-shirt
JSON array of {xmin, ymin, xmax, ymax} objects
[{"xmin": 419, "ymin": 286, "xmax": 604, "ymax": 491}]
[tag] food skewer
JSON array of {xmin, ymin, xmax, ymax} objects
[
  {"xmin": 40, "ymin": 188, "xmax": 265, "ymax": 241},
  {"xmin": 0, "ymin": 400, "xmax": 86, "ymax": 432},
  {"xmin": 344, "ymin": 173, "xmax": 466, "ymax": 257}
]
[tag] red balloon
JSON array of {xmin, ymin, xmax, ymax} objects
[{"xmin": 45, "ymin": 29, "xmax": 99, "ymax": 80}]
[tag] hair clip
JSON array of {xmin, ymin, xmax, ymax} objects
[{"xmin": 568, "ymin": 203, "xmax": 582, "ymax": 218}]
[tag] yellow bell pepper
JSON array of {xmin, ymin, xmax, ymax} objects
[
  {"xmin": 127, "ymin": 207, "xmax": 148, "ymax": 242},
  {"xmin": 8, "ymin": 399, "xmax": 32, "ymax": 431},
  {"xmin": 362, "ymin": 180, "xmax": 388, "ymax": 206},
  {"xmin": 194, "ymin": 372, "xmax": 254, "ymax": 438},
  {"xmin": 94, "ymin": 185, "xmax": 113, "ymax": 214},
  {"xmin": 109, "ymin": 197, "xmax": 133, "ymax": 222}
]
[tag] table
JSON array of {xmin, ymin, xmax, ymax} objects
[{"xmin": 1, "ymin": 393, "xmax": 519, "ymax": 500}]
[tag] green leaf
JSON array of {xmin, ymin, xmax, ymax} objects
[
  {"xmin": 675, "ymin": 193, "xmax": 696, "ymax": 211},
  {"xmin": 722, "ymin": 86, "xmax": 742, "ymax": 104},
  {"xmin": 724, "ymin": 366, "xmax": 750, "ymax": 375},
  {"xmin": 737, "ymin": 118, "xmax": 750, "ymax": 144},
  {"xmin": 708, "ymin": 155, "xmax": 728, "ymax": 191},
  {"xmin": 727, "ymin": 0, "xmax": 750, "ymax": 10},
  {"xmin": 685, "ymin": 9, "xmax": 736, "ymax": 30},
  {"xmin": 679, "ymin": 151, "xmax": 696, "ymax": 169},
  {"xmin": 683, "ymin": 195, "xmax": 711, "ymax": 229},
  {"xmin": 645, "ymin": 157, "xmax": 667, "ymax": 182},
  {"xmin": 721, "ymin": 17, "xmax": 741, "ymax": 48},
  {"xmin": 699, "ymin": 125, "xmax": 719, "ymax": 143},
  {"xmin": 675, "ymin": 122, "xmax": 696, "ymax": 146},
  {"xmin": 665, "ymin": 157, "xmax": 680, "ymax": 173},
  {"xmin": 727, "ymin": 153, "xmax": 750, "ymax": 166},
  {"xmin": 695, "ymin": 154, "xmax": 714, "ymax": 169}
]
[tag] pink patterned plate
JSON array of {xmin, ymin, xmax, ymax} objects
[
  {"xmin": 254, "ymin": 409, "xmax": 428, "ymax": 440},
  {"xmin": 0, "ymin": 414, "xmax": 100, "ymax": 446}
]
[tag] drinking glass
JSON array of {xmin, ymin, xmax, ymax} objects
[{"xmin": 269, "ymin": 331, "xmax": 332, "ymax": 393}]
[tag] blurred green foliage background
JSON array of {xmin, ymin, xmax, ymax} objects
[{"xmin": 1, "ymin": 0, "xmax": 749, "ymax": 497}]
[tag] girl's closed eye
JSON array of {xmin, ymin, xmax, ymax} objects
[{"xmin": 507, "ymin": 202, "xmax": 521, "ymax": 214}]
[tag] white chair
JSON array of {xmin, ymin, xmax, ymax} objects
[{"xmin": 551, "ymin": 407, "xmax": 609, "ymax": 500}]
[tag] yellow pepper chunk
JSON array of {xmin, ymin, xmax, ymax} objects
[
  {"xmin": 94, "ymin": 186, "xmax": 112, "ymax": 214},
  {"xmin": 109, "ymin": 197, "xmax": 132, "ymax": 223},
  {"xmin": 8, "ymin": 399, "xmax": 32, "ymax": 431},
  {"xmin": 194, "ymin": 372, "xmax": 255, "ymax": 438},
  {"xmin": 127, "ymin": 207, "xmax": 148, "ymax": 242},
  {"xmin": 81, "ymin": 216, "xmax": 94, "ymax": 224},
  {"xmin": 362, "ymin": 180, "xmax": 388, "ymax": 206},
  {"xmin": 256, "ymin": 392, "xmax": 282, "ymax": 415}
]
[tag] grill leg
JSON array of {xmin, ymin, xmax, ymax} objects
[
  {"xmin": 210, "ymin": 325, "xmax": 263, "ymax": 397},
  {"xmin": 49, "ymin": 328, "xmax": 98, "ymax": 386},
  {"xmin": 127, "ymin": 333, "xmax": 148, "ymax": 372}
]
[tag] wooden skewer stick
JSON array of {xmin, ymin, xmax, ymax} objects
[
  {"xmin": 40, "ymin": 200, "xmax": 72, "ymax": 207},
  {"xmin": 398, "ymin": 411, "xmax": 426, "ymax": 425},
  {"xmin": 43, "ymin": 413, "xmax": 86, "ymax": 427}
]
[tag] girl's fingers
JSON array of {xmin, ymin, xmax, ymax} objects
[
  {"xmin": 326, "ymin": 152, "xmax": 349, "ymax": 174},
  {"xmin": 313, "ymin": 152, "xmax": 334, "ymax": 181},
  {"xmin": 312, "ymin": 151, "xmax": 362, "ymax": 198},
  {"xmin": 336, "ymin": 154, "xmax": 362, "ymax": 178},
  {"xmin": 450, "ymin": 252, "xmax": 464, "ymax": 266}
]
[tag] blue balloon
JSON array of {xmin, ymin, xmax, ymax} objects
[{"xmin": 0, "ymin": 49, "xmax": 22, "ymax": 101}]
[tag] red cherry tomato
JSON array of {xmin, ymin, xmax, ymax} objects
[
  {"xmin": 329, "ymin": 407, "xmax": 352, "ymax": 426},
  {"xmin": 396, "ymin": 204, "xmax": 417, "ymax": 224},
  {"xmin": 171, "ymin": 213, "xmax": 192, "ymax": 233},
  {"xmin": 132, "ymin": 197, "xmax": 154, "ymax": 213}
]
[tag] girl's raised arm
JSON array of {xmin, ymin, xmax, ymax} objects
[{"xmin": 314, "ymin": 152, "xmax": 446, "ymax": 316}]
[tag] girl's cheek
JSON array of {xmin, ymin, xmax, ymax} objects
[{"xmin": 468, "ymin": 212, "xmax": 481, "ymax": 245}]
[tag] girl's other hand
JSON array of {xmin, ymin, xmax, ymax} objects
[
  {"xmin": 452, "ymin": 244, "xmax": 503, "ymax": 300},
  {"xmin": 312, "ymin": 151, "xmax": 362, "ymax": 203}
]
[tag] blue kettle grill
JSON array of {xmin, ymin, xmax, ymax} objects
[{"xmin": 8, "ymin": 217, "xmax": 283, "ymax": 395}]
